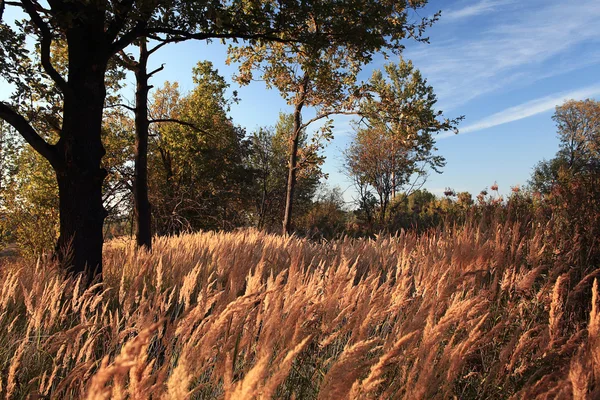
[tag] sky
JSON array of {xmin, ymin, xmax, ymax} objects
[{"xmin": 2, "ymin": 0, "xmax": 600, "ymax": 204}]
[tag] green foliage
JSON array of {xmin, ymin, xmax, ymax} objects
[
  {"xmin": 346, "ymin": 59, "xmax": 462, "ymax": 223},
  {"xmin": 529, "ymin": 99, "xmax": 600, "ymax": 194},
  {"xmin": 529, "ymin": 157, "xmax": 569, "ymax": 195},
  {"xmin": 227, "ymin": 0, "xmax": 435, "ymax": 102},
  {"xmin": 148, "ymin": 63, "xmax": 253, "ymax": 234},
  {"xmin": 0, "ymin": 145, "xmax": 59, "ymax": 258}
]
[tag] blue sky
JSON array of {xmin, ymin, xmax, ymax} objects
[{"xmin": 2, "ymin": 0, "xmax": 600, "ymax": 203}]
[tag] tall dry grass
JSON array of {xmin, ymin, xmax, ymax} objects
[{"xmin": 0, "ymin": 218, "xmax": 599, "ymax": 399}]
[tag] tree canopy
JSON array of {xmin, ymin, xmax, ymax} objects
[
  {"xmin": 529, "ymin": 99, "xmax": 600, "ymax": 194},
  {"xmin": 0, "ymin": 0, "xmax": 440, "ymax": 280},
  {"xmin": 346, "ymin": 59, "xmax": 462, "ymax": 223}
]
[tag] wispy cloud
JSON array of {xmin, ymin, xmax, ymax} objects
[
  {"xmin": 406, "ymin": 0, "xmax": 600, "ymax": 110},
  {"xmin": 442, "ymin": 0, "xmax": 513, "ymax": 21},
  {"xmin": 439, "ymin": 83, "xmax": 600, "ymax": 138}
]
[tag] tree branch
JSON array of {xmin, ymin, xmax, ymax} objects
[
  {"xmin": 110, "ymin": 24, "xmax": 303, "ymax": 59},
  {"xmin": 142, "ymin": 27, "xmax": 302, "ymax": 45},
  {"xmin": 105, "ymin": 0, "xmax": 136, "ymax": 44},
  {"xmin": 105, "ymin": 103, "xmax": 136, "ymax": 112},
  {"xmin": 149, "ymin": 118, "xmax": 215, "ymax": 138},
  {"xmin": 300, "ymin": 110, "xmax": 359, "ymax": 131},
  {"xmin": 117, "ymin": 50, "xmax": 138, "ymax": 70},
  {"xmin": 109, "ymin": 20, "xmax": 147, "ymax": 56},
  {"xmin": 148, "ymin": 64, "xmax": 164, "ymax": 78},
  {"xmin": 0, "ymin": 102, "xmax": 60, "ymax": 166},
  {"xmin": 20, "ymin": 0, "xmax": 70, "ymax": 96},
  {"xmin": 147, "ymin": 40, "xmax": 171, "ymax": 56}
]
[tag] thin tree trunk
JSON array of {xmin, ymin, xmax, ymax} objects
[
  {"xmin": 282, "ymin": 102, "xmax": 305, "ymax": 235},
  {"xmin": 133, "ymin": 39, "xmax": 152, "ymax": 250},
  {"xmin": 282, "ymin": 77, "xmax": 309, "ymax": 235}
]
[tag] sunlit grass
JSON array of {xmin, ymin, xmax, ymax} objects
[{"xmin": 0, "ymin": 222, "xmax": 598, "ymax": 399}]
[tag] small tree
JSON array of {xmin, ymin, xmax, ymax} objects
[
  {"xmin": 529, "ymin": 99, "xmax": 600, "ymax": 194},
  {"xmin": 346, "ymin": 60, "xmax": 461, "ymax": 224},
  {"xmin": 553, "ymin": 99, "xmax": 600, "ymax": 173}
]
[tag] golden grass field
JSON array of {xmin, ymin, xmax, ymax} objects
[{"xmin": 0, "ymin": 219, "xmax": 599, "ymax": 399}]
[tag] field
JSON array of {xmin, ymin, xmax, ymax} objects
[{"xmin": 0, "ymin": 218, "xmax": 599, "ymax": 399}]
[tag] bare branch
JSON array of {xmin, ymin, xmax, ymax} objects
[
  {"xmin": 105, "ymin": 103, "xmax": 136, "ymax": 112},
  {"xmin": 148, "ymin": 64, "xmax": 164, "ymax": 78},
  {"xmin": 0, "ymin": 102, "xmax": 60, "ymax": 167},
  {"xmin": 147, "ymin": 40, "xmax": 171, "ymax": 56},
  {"xmin": 300, "ymin": 110, "xmax": 359, "ymax": 131},
  {"xmin": 149, "ymin": 118, "xmax": 212, "ymax": 137}
]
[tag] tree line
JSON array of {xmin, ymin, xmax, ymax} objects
[{"xmin": 0, "ymin": 0, "xmax": 460, "ymax": 283}]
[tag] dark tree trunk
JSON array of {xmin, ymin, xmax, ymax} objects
[
  {"xmin": 379, "ymin": 195, "xmax": 389, "ymax": 225},
  {"xmin": 282, "ymin": 102, "xmax": 304, "ymax": 235},
  {"xmin": 55, "ymin": 167, "xmax": 107, "ymax": 279},
  {"xmin": 133, "ymin": 40, "xmax": 152, "ymax": 250},
  {"xmin": 54, "ymin": 27, "xmax": 110, "ymax": 281}
]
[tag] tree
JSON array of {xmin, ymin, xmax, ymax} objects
[
  {"xmin": 529, "ymin": 99, "xmax": 600, "ymax": 194},
  {"xmin": 553, "ymin": 99, "xmax": 600, "ymax": 174},
  {"xmin": 228, "ymin": 1, "xmax": 438, "ymax": 235},
  {"xmin": 346, "ymin": 60, "xmax": 461, "ymax": 224},
  {"xmin": 246, "ymin": 114, "xmax": 322, "ymax": 232},
  {"xmin": 1, "ymin": 0, "xmax": 429, "ymax": 280},
  {"xmin": 228, "ymin": 39, "xmax": 357, "ymax": 235},
  {"xmin": 0, "ymin": 110, "xmax": 134, "ymax": 256},
  {"xmin": 148, "ymin": 63, "xmax": 252, "ymax": 234},
  {"xmin": 118, "ymin": 38, "xmax": 168, "ymax": 250}
]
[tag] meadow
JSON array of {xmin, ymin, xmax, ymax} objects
[{"xmin": 1, "ymin": 212, "xmax": 599, "ymax": 399}]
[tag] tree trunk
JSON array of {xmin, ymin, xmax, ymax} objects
[
  {"xmin": 282, "ymin": 102, "xmax": 304, "ymax": 235},
  {"xmin": 54, "ymin": 32, "xmax": 109, "ymax": 281},
  {"xmin": 55, "ymin": 168, "xmax": 107, "ymax": 280},
  {"xmin": 133, "ymin": 39, "xmax": 152, "ymax": 250},
  {"xmin": 378, "ymin": 192, "xmax": 388, "ymax": 225},
  {"xmin": 282, "ymin": 76, "xmax": 309, "ymax": 236}
]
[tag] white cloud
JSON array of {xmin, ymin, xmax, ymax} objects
[
  {"xmin": 439, "ymin": 83, "xmax": 600, "ymax": 138},
  {"xmin": 405, "ymin": 0, "xmax": 600, "ymax": 110},
  {"xmin": 442, "ymin": 0, "xmax": 513, "ymax": 21}
]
